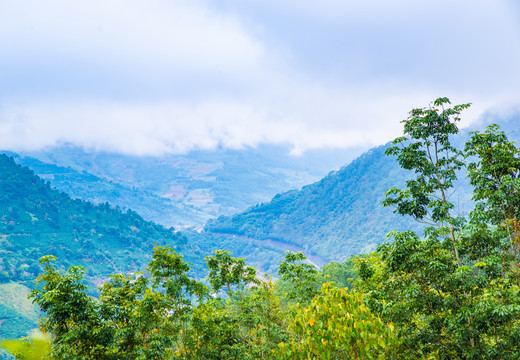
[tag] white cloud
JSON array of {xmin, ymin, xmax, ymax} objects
[
  {"xmin": 0, "ymin": 84, "xmax": 486, "ymax": 156},
  {"xmin": 0, "ymin": 1, "xmax": 518, "ymax": 155}
]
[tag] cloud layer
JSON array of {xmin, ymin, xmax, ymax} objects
[{"xmin": 1, "ymin": 0, "xmax": 519, "ymax": 155}]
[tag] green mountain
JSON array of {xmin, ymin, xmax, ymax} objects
[
  {"xmin": 12, "ymin": 144, "xmax": 365, "ymax": 228},
  {"xmin": 205, "ymin": 112, "xmax": 520, "ymax": 263},
  {"xmin": 0, "ymin": 153, "xmax": 289, "ymax": 338},
  {"xmin": 0, "ymin": 154, "xmax": 206, "ymax": 287},
  {"xmin": 205, "ymin": 144, "xmax": 426, "ymax": 262},
  {"xmin": 3, "ymin": 153, "xmax": 202, "ymax": 228}
]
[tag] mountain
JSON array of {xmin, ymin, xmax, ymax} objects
[
  {"xmin": 0, "ymin": 153, "xmax": 290, "ymax": 338},
  {"xmin": 205, "ymin": 112, "xmax": 520, "ymax": 263},
  {"xmin": 2, "ymin": 153, "xmax": 203, "ymax": 228},
  {"xmin": 205, "ymin": 144, "xmax": 425, "ymax": 262},
  {"xmin": 12, "ymin": 144, "xmax": 366, "ymax": 228},
  {"xmin": 0, "ymin": 154, "xmax": 204, "ymax": 288}
]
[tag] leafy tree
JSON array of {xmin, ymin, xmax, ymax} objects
[
  {"xmin": 277, "ymin": 283, "xmax": 398, "ymax": 360},
  {"xmin": 205, "ymin": 250, "xmax": 259, "ymax": 298},
  {"xmin": 278, "ymin": 251, "xmax": 320, "ymax": 304},
  {"xmin": 464, "ymin": 124, "xmax": 520, "ymax": 250},
  {"xmin": 189, "ymin": 280, "xmax": 287, "ymax": 359},
  {"xmin": 359, "ymin": 99, "xmax": 520, "ymax": 358},
  {"xmin": 17, "ymin": 104, "xmax": 520, "ymax": 359},
  {"xmin": 185, "ymin": 251, "xmax": 287, "ymax": 359},
  {"xmin": 30, "ymin": 256, "xmax": 99, "ymax": 359},
  {"xmin": 30, "ymin": 246, "xmax": 208, "ymax": 359},
  {"xmin": 383, "ymin": 97, "xmax": 471, "ymax": 264},
  {"xmin": 319, "ymin": 256, "xmax": 359, "ymax": 289},
  {"xmin": 29, "ymin": 248, "xmax": 291, "ymax": 359},
  {"xmin": 146, "ymin": 246, "xmax": 209, "ymax": 357}
]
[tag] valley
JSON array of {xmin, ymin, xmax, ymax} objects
[{"xmin": 1, "ymin": 110, "xmax": 519, "ymax": 355}]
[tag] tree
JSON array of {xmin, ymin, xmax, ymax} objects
[
  {"xmin": 383, "ymin": 97, "xmax": 470, "ymax": 264},
  {"xmin": 186, "ymin": 250, "xmax": 287, "ymax": 359},
  {"xmin": 204, "ymin": 250, "xmax": 259, "ymax": 299},
  {"xmin": 189, "ymin": 279, "xmax": 287, "ymax": 359},
  {"xmin": 359, "ymin": 98, "xmax": 520, "ymax": 358},
  {"xmin": 30, "ymin": 246, "xmax": 208, "ymax": 359},
  {"xmin": 319, "ymin": 256, "xmax": 360, "ymax": 289},
  {"xmin": 30, "ymin": 256, "xmax": 99, "ymax": 359},
  {"xmin": 277, "ymin": 251, "xmax": 320, "ymax": 304},
  {"xmin": 277, "ymin": 283, "xmax": 398, "ymax": 360},
  {"xmin": 464, "ymin": 124, "xmax": 520, "ymax": 252}
]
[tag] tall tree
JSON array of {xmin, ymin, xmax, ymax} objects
[
  {"xmin": 30, "ymin": 246, "xmax": 208, "ymax": 359},
  {"xmin": 465, "ymin": 124, "xmax": 520, "ymax": 250},
  {"xmin": 359, "ymin": 98, "xmax": 520, "ymax": 358},
  {"xmin": 383, "ymin": 97, "xmax": 470, "ymax": 263}
]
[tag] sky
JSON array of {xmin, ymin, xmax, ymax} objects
[{"xmin": 1, "ymin": 0, "xmax": 519, "ymax": 155}]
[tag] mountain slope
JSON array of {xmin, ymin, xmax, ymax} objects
[
  {"xmin": 0, "ymin": 154, "xmax": 213, "ymax": 338},
  {"xmin": 205, "ymin": 144, "xmax": 426, "ymax": 261},
  {"xmin": 205, "ymin": 113, "xmax": 520, "ymax": 263},
  {"xmin": 0, "ymin": 153, "xmax": 324, "ymax": 338},
  {"xmin": 14, "ymin": 144, "xmax": 366, "ymax": 227},
  {"xmin": 3, "ymin": 153, "xmax": 206, "ymax": 228},
  {"xmin": 0, "ymin": 154, "xmax": 203, "ymax": 287}
]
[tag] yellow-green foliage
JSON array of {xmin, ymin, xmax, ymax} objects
[
  {"xmin": 277, "ymin": 283, "xmax": 398, "ymax": 360},
  {"xmin": 1, "ymin": 331, "xmax": 51, "ymax": 360}
]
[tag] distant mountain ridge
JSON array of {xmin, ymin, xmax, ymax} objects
[
  {"xmin": 10, "ymin": 144, "xmax": 365, "ymax": 228},
  {"xmin": 205, "ymin": 113, "xmax": 520, "ymax": 263}
]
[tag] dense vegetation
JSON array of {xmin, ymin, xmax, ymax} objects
[
  {"xmin": 0, "ymin": 152, "xmax": 326, "ymax": 340},
  {"xmin": 5, "ymin": 98, "xmax": 520, "ymax": 359},
  {"xmin": 0, "ymin": 154, "xmax": 200, "ymax": 286},
  {"xmin": 13, "ymin": 144, "xmax": 360, "ymax": 228},
  {"xmin": 4, "ymin": 247, "xmax": 381, "ymax": 359},
  {"xmin": 0, "ymin": 154, "xmax": 209, "ymax": 339},
  {"xmin": 184, "ymin": 231, "xmax": 287, "ymax": 276},
  {"xmin": 205, "ymin": 116, "xmax": 519, "ymax": 263},
  {"xmin": 205, "ymin": 143, "xmax": 428, "ymax": 262},
  {"xmin": 3, "ymin": 153, "xmax": 192, "ymax": 229},
  {"xmin": 355, "ymin": 99, "xmax": 520, "ymax": 358},
  {"xmin": 205, "ymin": 111, "xmax": 520, "ymax": 265}
]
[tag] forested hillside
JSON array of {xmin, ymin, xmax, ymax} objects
[
  {"xmin": 206, "ymin": 144, "xmax": 428, "ymax": 261},
  {"xmin": 0, "ymin": 153, "xmax": 297, "ymax": 340},
  {"xmin": 13, "ymin": 144, "xmax": 363, "ymax": 227},
  {"xmin": 206, "ymin": 122, "xmax": 519, "ymax": 262},
  {"xmin": 3, "ymin": 153, "xmax": 203, "ymax": 228},
  {"xmin": 0, "ymin": 154, "xmax": 204, "ymax": 287},
  {"xmin": 0, "ymin": 153, "xmax": 205, "ymax": 339}
]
